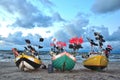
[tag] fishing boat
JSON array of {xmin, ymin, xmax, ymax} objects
[
  {"xmin": 49, "ymin": 37, "xmax": 83, "ymax": 71},
  {"xmin": 12, "ymin": 48, "xmax": 42, "ymax": 71},
  {"xmin": 83, "ymin": 32, "xmax": 112, "ymax": 71},
  {"xmin": 12, "ymin": 38, "xmax": 46, "ymax": 71},
  {"xmin": 52, "ymin": 51, "xmax": 76, "ymax": 71},
  {"xmin": 83, "ymin": 53, "xmax": 108, "ymax": 70}
]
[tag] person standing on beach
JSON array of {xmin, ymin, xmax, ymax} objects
[{"xmin": 12, "ymin": 48, "xmax": 20, "ymax": 57}]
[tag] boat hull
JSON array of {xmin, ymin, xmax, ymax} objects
[
  {"xmin": 52, "ymin": 52, "xmax": 76, "ymax": 71},
  {"xmin": 83, "ymin": 55, "xmax": 108, "ymax": 70},
  {"xmin": 15, "ymin": 53, "xmax": 42, "ymax": 71}
]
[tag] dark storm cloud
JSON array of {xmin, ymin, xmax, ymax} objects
[
  {"xmin": 0, "ymin": 0, "xmax": 64, "ymax": 28},
  {"xmin": 91, "ymin": 0, "xmax": 120, "ymax": 14}
]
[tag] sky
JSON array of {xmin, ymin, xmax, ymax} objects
[{"xmin": 0, "ymin": 0, "xmax": 120, "ymax": 52}]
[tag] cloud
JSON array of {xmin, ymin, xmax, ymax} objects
[
  {"xmin": 0, "ymin": 31, "xmax": 24, "ymax": 50},
  {"xmin": 39, "ymin": 0, "xmax": 54, "ymax": 7},
  {"xmin": 52, "ymin": 12, "xmax": 66, "ymax": 22},
  {"xmin": 1, "ymin": 7, "xmax": 120, "ymax": 52},
  {"xmin": 0, "ymin": 0, "xmax": 64, "ymax": 28},
  {"xmin": 0, "ymin": 35, "xmax": 2, "ymax": 40},
  {"xmin": 84, "ymin": 26, "xmax": 120, "ymax": 52},
  {"xmin": 87, "ymin": 25, "xmax": 110, "ymax": 40},
  {"xmin": 53, "ymin": 30, "xmax": 69, "ymax": 42},
  {"xmin": 2, "ymin": 31, "xmax": 42, "ymax": 46},
  {"xmin": 1, "ymin": 31, "xmax": 52, "ymax": 50},
  {"xmin": 91, "ymin": 26, "xmax": 120, "ymax": 41},
  {"xmin": 13, "ymin": 14, "xmax": 53, "ymax": 28},
  {"xmin": 110, "ymin": 27, "xmax": 120, "ymax": 41},
  {"xmin": 91, "ymin": 0, "xmax": 120, "ymax": 14},
  {"xmin": 4, "ymin": 31, "xmax": 25, "ymax": 45},
  {"xmin": 63, "ymin": 13, "xmax": 89, "ymax": 38},
  {"xmin": 52, "ymin": 13, "xmax": 89, "ymax": 43}
]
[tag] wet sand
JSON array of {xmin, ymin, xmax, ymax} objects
[{"xmin": 0, "ymin": 62, "xmax": 120, "ymax": 80}]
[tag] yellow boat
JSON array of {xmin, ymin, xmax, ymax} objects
[
  {"xmin": 83, "ymin": 32, "xmax": 112, "ymax": 71},
  {"xmin": 12, "ymin": 48, "xmax": 42, "ymax": 71},
  {"xmin": 83, "ymin": 54, "xmax": 108, "ymax": 71},
  {"xmin": 15, "ymin": 53, "xmax": 42, "ymax": 71}
]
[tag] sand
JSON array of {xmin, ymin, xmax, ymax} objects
[{"xmin": 0, "ymin": 62, "xmax": 120, "ymax": 80}]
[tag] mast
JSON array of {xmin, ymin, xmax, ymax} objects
[
  {"xmin": 94, "ymin": 32, "xmax": 105, "ymax": 52},
  {"xmin": 24, "ymin": 38, "xmax": 44, "ymax": 54}
]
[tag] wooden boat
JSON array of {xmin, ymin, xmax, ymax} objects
[
  {"xmin": 49, "ymin": 37, "xmax": 83, "ymax": 71},
  {"xmin": 12, "ymin": 48, "xmax": 42, "ymax": 71},
  {"xmin": 15, "ymin": 53, "xmax": 42, "ymax": 71},
  {"xmin": 83, "ymin": 53, "xmax": 108, "ymax": 70},
  {"xmin": 12, "ymin": 38, "xmax": 46, "ymax": 71},
  {"xmin": 52, "ymin": 51, "xmax": 76, "ymax": 71},
  {"xmin": 82, "ymin": 32, "xmax": 112, "ymax": 71}
]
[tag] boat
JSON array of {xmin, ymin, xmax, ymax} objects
[
  {"xmin": 83, "ymin": 53, "xmax": 108, "ymax": 70},
  {"xmin": 49, "ymin": 37, "xmax": 83, "ymax": 71},
  {"xmin": 12, "ymin": 38, "xmax": 46, "ymax": 71},
  {"xmin": 51, "ymin": 51, "xmax": 76, "ymax": 71},
  {"xmin": 83, "ymin": 32, "xmax": 112, "ymax": 71},
  {"xmin": 12, "ymin": 48, "xmax": 42, "ymax": 71}
]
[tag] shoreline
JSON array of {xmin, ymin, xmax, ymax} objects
[{"xmin": 0, "ymin": 62, "xmax": 120, "ymax": 80}]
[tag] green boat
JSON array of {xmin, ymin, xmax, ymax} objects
[
  {"xmin": 51, "ymin": 51, "xmax": 76, "ymax": 71},
  {"xmin": 49, "ymin": 37, "xmax": 83, "ymax": 71}
]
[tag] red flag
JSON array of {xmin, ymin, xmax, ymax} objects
[
  {"xmin": 56, "ymin": 41, "xmax": 66, "ymax": 48},
  {"xmin": 79, "ymin": 37, "xmax": 83, "ymax": 44},
  {"xmin": 69, "ymin": 38, "xmax": 74, "ymax": 44},
  {"xmin": 50, "ymin": 43, "xmax": 55, "ymax": 46},
  {"xmin": 69, "ymin": 37, "xmax": 83, "ymax": 44},
  {"xmin": 107, "ymin": 45, "xmax": 112, "ymax": 50}
]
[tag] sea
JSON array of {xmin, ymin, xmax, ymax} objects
[{"xmin": 0, "ymin": 50, "xmax": 120, "ymax": 63}]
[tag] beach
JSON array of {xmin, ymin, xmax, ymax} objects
[{"xmin": 0, "ymin": 62, "xmax": 120, "ymax": 80}]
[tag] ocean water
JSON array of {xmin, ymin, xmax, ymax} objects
[{"xmin": 0, "ymin": 50, "xmax": 120, "ymax": 63}]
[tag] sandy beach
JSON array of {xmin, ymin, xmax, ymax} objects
[{"xmin": 0, "ymin": 62, "xmax": 120, "ymax": 80}]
